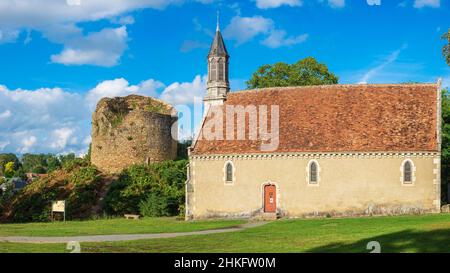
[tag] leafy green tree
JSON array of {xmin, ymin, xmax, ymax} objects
[
  {"xmin": 246, "ymin": 57, "xmax": 339, "ymax": 89},
  {"xmin": 177, "ymin": 140, "xmax": 192, "ymax": 160},
  {"xmin": 59, "ymin": 153, "xmax": 76, "ymax": 168},
  {"xmin": 14, "ymin": 167, "xmax": 26, "ymax": 180},
  {"xmin": 21, "ymin": 154, "xmax": 62, "ymax": 174},
  {"xmin": 21, "ymin": 154, "xmax": 47, "ymax": 173},
  {"xmin": 31, "ymin": 166, "xmax": 46, "ymax": 174},
  {"xmin": 4, "ymin": 162, "xmax": 15, "ymax": 178},
  {"xmin": 442, "ymin": 28, "xmax": 450, "ymax": 66},
  {"xmin": 46, "ymin": 156, "xmax": 61, "ymax": 173},
  {"xmin": 0, "ymin": 154, "xmax": 20, "ymax": 176}
]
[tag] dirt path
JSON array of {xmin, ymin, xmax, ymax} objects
[{"xmin": 0, "ymin": 222, "xmax": 267, "ymax": 244}]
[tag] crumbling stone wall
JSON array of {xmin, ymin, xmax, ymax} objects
[{"xmin": 91, "ymin": 95, "xmax": 177, "ymax": 174}]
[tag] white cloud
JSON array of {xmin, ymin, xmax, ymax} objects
[
  {"xmin": 0, "ymin": 141, "xmax": 10, "ymax": 151},
  {"xmin": 413, "ymin": 0, "xmax": 440, "ymax": 8},
  {"xmin": 160, "ymin": 75, "xmax": 207, "ymax": 105},
  {"xmin": 0, "ymin": 110, "xmax": 12, "ymax": 119},
  {"xmin": 254, "ymin": 0, "xmax": 303, "ymax": 9},
  {"xmin": 0, "ymin": 29, "xmax": 19, "ymax": 44},
  {"xmin": 358, "ymin": 44, "xmax": 408, "ymax": 84},
  {"xmin": 20, "ymin": 136, "xmax": 37, "ymax": 154},
  {"xmin": 0, "ymin": 84, "xmax": 88, "ymax": 155},
  {"xmin": 111, "ymin": 15, "xmax": 135, "ymax": 25},
  {"xmin": 0, "ymin": 0, "xmax": 181, "ymax": 30},
  {"xmin": 262, "ymin": 30, "xmax": 308, "ymax": 48},
  {"xmin": 51, "ymin": 128, "xmax": 76, "ymax": 150},
  {"xmin": 86, "ymin": 78, "xmax": 165, "ymax": 109},
  {"xmin": 223, "ymin": 16, "xmax": 274, "ymax": 45},
  {"xmin": 51, "ymin": 26, "xmax": 128, "ymax": 67},
  {"xmin": 223, "ymin": 15, "xmax": 308, "ymax": 49},
  {"xmin": 327, "ymin": 0, "xmax": 345, "ymax": 8},
  {"xmin": 318, "ymin": 0, "xmax": 345, "ymax": 8},
  {"xmin": 0, "ymin": 73, "xmax": 218, "ymax": 154},
  {"xmin": 0, "ymin": 0, "xmax": 206, "ymax": 66},
  {"xmin": 367, "ymin": 0, "xmax": 381, "ymax": 6}
]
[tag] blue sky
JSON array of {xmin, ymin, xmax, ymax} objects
[{"xmin": 0, "ymin": 0, "xmax": 449, "ymax": 155}]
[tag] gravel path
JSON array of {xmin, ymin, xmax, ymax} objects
[{"xmin": 0, "ymin": 222, "xmax": 267, "ymax": 244}]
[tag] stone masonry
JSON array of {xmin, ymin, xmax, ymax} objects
[{"xmin": 91, "ymin": 95, "xmax": 177, "ymax": 174}]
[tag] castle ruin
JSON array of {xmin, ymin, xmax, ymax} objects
[{"xmin": 91, "ymin": 95, "xmax": 178, "ymax": 174}]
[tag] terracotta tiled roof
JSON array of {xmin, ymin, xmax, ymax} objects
[{"xmin": 192, "ymin": 84, "xmax": 439, "ymax": 155}]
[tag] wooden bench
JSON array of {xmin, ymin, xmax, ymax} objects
[{"xmin": 124, "ymin": 214, "xmax": 140, "ymax": 220}]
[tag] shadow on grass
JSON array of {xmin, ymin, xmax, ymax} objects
[{"xmin": 306, "ymin": 228, "xmax": 450, "ymax": 253}]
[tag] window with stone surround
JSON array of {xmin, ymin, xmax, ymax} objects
[
  {"xmin": 210, "ymin": 60, "xmax": 217, "ymax": 81},
  {"xmin": 226, "ymin": 162, "xmax": 233, "ymax": 183},
  {"xmin": 401, "ymin": 159, "xmax": 416, "ymax": 185},
  {"xmin": 307, "ymin": 160, "xmax": 320, "ymax": 186},
  {"xmin": 218, "ymin": 59, "xmax": 224, "ymax": 81}
]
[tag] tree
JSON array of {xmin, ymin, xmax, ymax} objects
[
  {"xmin": 0, "ymin": 154, "xmax": 20, "ymax": 176},
  {"xmin": 246, "ymin": 57, "xmax": 339, "ymax": 89},
  {"xmin": 4, "ymin": 162, "xmax": 15, "ymax": 178},
  {"xmin": 443, "ymin": 28, "xmax": 450, "ymax": 66},
  {"xmin": 59, "ymin": 153, "xmax": 76, "ymax": 167},
  {"xmin": 21, "ymin": 154, "xmax": 48, "ymax": 173},
  {"xmin": 46, "ymin": 156, "xmax": 61, "ymax": 173},
  {"xmin": 177, "ymin": 140, "xmax": 192, "ymax": 160}
]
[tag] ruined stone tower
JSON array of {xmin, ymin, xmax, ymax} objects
[{"xmin": 91, "ymin": 95, "xmax": 178, "ymax": 174}]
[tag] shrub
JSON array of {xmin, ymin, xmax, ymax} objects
[
  {"xmin": 103, "ymin": 160, "xmax": 187, "ymax": 217},
  {"xmin": 140, "ymin": 192, "xmax": 172, "ymax": 217},
  {"xmin": 1, "ymin": 165, "xmax": 102, "ymax": 223},
  {"xmin": 62, "ymin": 157, "xmax": 89, "ymax": 172}
]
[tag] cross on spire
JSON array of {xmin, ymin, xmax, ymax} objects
[{"xmin": 216, "ymin": 10, "xmax": 220, "ymax": 31}]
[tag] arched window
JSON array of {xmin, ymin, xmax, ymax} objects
[
  {"xmin": 226, "ymin": 162, "xmax": 233, "ymax": 183},
  {"xmin": 403, "ymin": 161, "xmax": 412, "ymax": 184},
  {"xmin": 310, "ymin": 162, "xmax": 318, "ymax": 184},
  {"xmin": 218, "ymin": 59, "xmax": 224, "ymax": 81},
  {"xmin": 210, "ymin": 60, "xmax": 217, "ymax": 81},
  {"xmin": 401, "ymin": 159, "xmax": 415, "ymax": 185},
  {"xmin": 307, "ymin": 160, "xmax": 320, "ymax": 185}
]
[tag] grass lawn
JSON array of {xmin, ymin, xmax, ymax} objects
[
  {"xmin": 0, "ymin": 217, "xmax": 245, "ymax": 237},
  {"xmin": 1, "ymin": 214, "xmax": 450, "ymax": 253}
]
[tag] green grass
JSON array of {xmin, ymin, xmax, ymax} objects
[
  {"xmin": 1, "ymin": 214, "xmax": 450, "ymax": 253},
  {"xmin": 0, "ymin": 217, "xmax": 245, "ymax": 237}
]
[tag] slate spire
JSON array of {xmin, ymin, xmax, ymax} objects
[
  {"xmin": 204, "ymin": 12, "xmax": 230, "ymax": 110},
  {"xmin": 208, "ymin": 11, "xmax": 229, "ymax": 58}
]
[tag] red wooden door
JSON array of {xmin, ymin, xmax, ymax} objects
[{"xmin": 264, "ymin": 185, "xmax": 276, "ymax": 213}]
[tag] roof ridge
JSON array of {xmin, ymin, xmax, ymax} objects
[{"xmin": 231, "ymin": 82, "xmax": 438, "ymax": 95}]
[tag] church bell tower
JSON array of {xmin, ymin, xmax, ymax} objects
[{"xmin": 204, "ymin": 13, "xmax": 230, "ymax": 110}]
